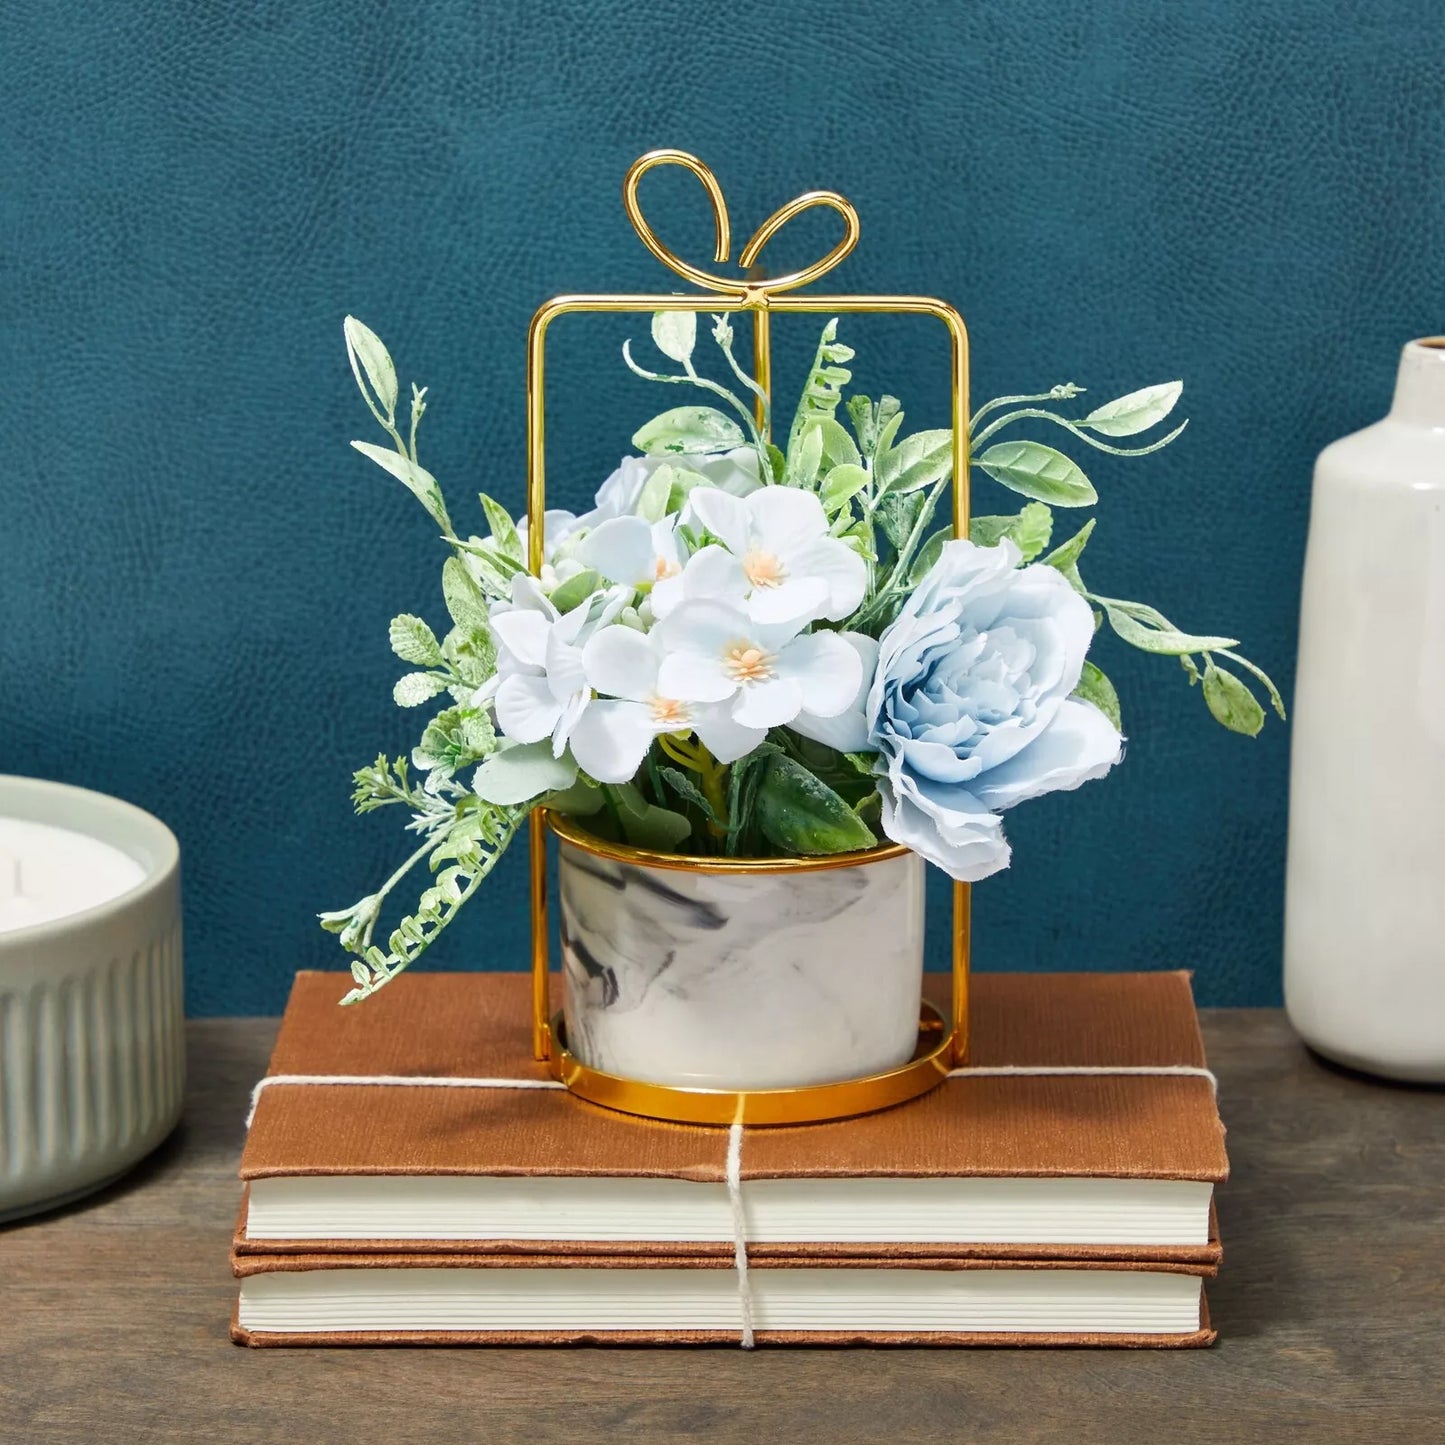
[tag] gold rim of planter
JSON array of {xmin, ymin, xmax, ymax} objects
[
  {"xmin": 546, "ymin": 1001, "xmax": 955, "ymax": 1127},
  {"xmin": 544, "ymin": 808, "xmax": 912, "ymax": 874}
]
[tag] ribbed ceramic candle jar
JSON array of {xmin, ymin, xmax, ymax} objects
[
  {"xmin": 0, "ymin": 776, "xmax": 184, "ymax": 1222},
  {"xmin": 552, "ymin": 821, "xmax": 926, "ymax": 1091}
]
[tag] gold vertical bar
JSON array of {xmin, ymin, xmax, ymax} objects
[
  {"xmin": 526, "ymin": 304, "xmax": 552, "ymax": 1059},
  {"xmin": 947, "ymin": 304, "xmax": 971, "ymax": 1064},
  {"xmin": 529, "ymin": 815, "xmax": 550, "ymax": 1059},
  {"xmin": 752, "ymin": 307, "xmax": 772, "ymax": 440}
]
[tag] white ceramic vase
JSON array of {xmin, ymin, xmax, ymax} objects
[
  {"xmin": 1285, "ymin": 338, "xmax": 1445, "ymax": 1081},
  {"xmin": 555, "ymin": 830, "xmax": 926, "ymax": 1091}
]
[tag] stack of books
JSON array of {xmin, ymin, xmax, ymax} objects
[{"xmin": 232, "ymin": 970, "xmax": 1226, "ymax": 1346}]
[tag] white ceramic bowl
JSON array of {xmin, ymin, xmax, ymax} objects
[{"xmin": 0, "ymin": 775, "xmax": 183, "ymax": 1222}]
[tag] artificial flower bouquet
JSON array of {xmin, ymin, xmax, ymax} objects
[{"xmin": 323, "ymin": 312, "xmax": 1280, "ymax": 1003}]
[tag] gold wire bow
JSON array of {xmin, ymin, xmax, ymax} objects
[{"xmin": 525, "ymin": 150, "xmax": 973, "ymax": 1127}]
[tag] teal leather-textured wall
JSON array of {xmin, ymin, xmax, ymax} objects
[{"xmin": 4, "ymin": 1, "xmax": 1442, "ymax": 1012}]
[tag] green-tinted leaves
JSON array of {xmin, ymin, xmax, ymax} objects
[
  {"xmin": 547, "ymin": 568, "xmax": 603, "ymax": 614},
  {"xmin": 1102, "ymin": 602, "xmax": 1238, "ymax": 656},
  {"xmin": 785, "ymin": 319, "xmax": 855, "ymax": 460},
  {"xmin": 351, "ymin": 441, "xmax": 454, "ymax": 532},
  {"xmin": 1215, "ymin": 649, "xmax": 1287, "ymax": 721},
  {"xmin": 343, "ymin": 316, "xmax": 398, "ymax": 422},
  {"xmin": 788, "ymin": 423, "xmax": 824, "ymax": 487},
  {"xmin": 816, "ymin": 417, "xmax": 863, "ymax": 471},
  {"xmin": 473, "ymin": 742, "xmax": 576, "ymax": 805},
  {"xmin": 651, "ymin": 310, "xmax": 697, "ymax": 363},
  {"xmin": 753, "ymin": 754, "xmax": 877, "ymax": 855},
  {"xmin": 543, "ymin": 777, "xmax": 605, "ymax": 816},
  {"xmin": 976, "ymin": 441, "xmax": 1097, "ymax": 507},
  {"xmin": 969, "ymin": 502, "xmax": 1054, "ymax": 562},
  {"xmin": 389, "ymin": 614, "xmax": 442, "ymax": 666},
  {"xmin": 610, "ymin": 783, "xmax": 693, "ymax": 849},
  {"xmin": 1202, "ymin": 663, "xmax": 1265, "ymax": 736},
  {"xmin": 820, "ymin": 462, "xmax": 869, "ymax": 515},
  {"xmin": 658, "ymin": 767, "xmax": 721, "ymax": 824},
  {"xmin": 393, "ymin": 671, "xmax": 448, "ymax": 707},
  {"xmin": 1074, "ymin": 661, "xmax": 1122, "ymax": 731},
  {"xmin": 633, "ymin": 405, "xmax": 745, "ymax": 456},
  {"xmin": 413, "ymin": 706, "xmax": 496, "ymax": 775},
  {"xmin": 879, "ymin": 429, "xmax": 953, "ymax": 495},
  {"xmin": 878, "ymin": 491, "xmax": 927, "ymax": 551},
  {"xmin": 909, "ymin": 527, "xmax": 950, "ymax": 584},
  {"xmin": 479, "ymin": 494, "xmax": 522, "ymax": 564},
  {"xmin": 1084, "ymin": 381, "xmax": 1182, "ymax": 438},
  {"xmin": 1042, "ymin": 517, "xmax": 1095, "ymax": 573},
  {"xmin": 442, "ymin": 555, "xmax": 491, "ymax": 628},
  {"xmin": 636, "ymin": 464, "xmax": 676, "ymax": 522}
]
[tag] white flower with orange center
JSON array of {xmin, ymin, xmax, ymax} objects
[
  {"xmin": 572, "ymin": 624, "xmax": 771, "ymax": 782},
  {"xmin": 678, "ymin": 485, "xmax": 868, "ymax": 626},
  {"xmin": 575, "ymin": 513, "xmax": 689, "ymax": 614},
  {"xmin": 651, "ymin": 599, "xmax": 862, "ymax": 732}
]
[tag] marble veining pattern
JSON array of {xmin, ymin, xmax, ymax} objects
[{"xmin": 558, "ymin": 845, "xmax": 925, "ymax": 1089}]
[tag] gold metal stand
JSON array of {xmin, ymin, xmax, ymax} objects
[{"xmin": 526, "ymin": 150, "xmax": 971, "ymax": 1126}]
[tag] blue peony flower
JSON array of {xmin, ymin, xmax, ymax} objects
[{"xmin": 795, "ymin": 540, "xmax": 1122, "ymax": 881}]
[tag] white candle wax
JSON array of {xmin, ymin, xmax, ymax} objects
[{"xmin": 0, "ymin": 816, "xmax": 147, "ymax": 936}]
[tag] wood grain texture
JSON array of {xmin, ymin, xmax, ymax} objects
[{"xmin": 1, "ymin": 1012, "xmax": 1441, "ymax": 1445}]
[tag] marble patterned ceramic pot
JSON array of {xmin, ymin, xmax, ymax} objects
[{"xmin": 552, "ymin": 818, "xmax": 926, "ymax": 1090}]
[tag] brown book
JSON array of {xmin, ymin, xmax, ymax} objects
[
  {"xmin": 237, "ymin": 970, "xmax": 1227, "ymax": 1262},
  {"xmin": 230, "ymin": 1250, "xmax": 1217, "ymax": 1348}
]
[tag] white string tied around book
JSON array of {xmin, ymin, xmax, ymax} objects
[{"xmin": 245, "ymin": 1063, "xmax": 1218, "ymax": 1349}]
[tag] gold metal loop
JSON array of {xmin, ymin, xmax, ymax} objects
[
  {"xmin": 737, "ymin": 189, "xmax": 861, "ymax": 294},
  {"xmin": 621, "ymin": 149, "xmax": 860, "ymax": 296}
]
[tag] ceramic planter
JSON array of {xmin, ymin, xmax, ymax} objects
[{"xmin": 553, "ymin": 824, "xmax": 927, "ymax": 1091}]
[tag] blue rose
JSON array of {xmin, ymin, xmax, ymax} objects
[{"xmin": 792, "ymin": 540, "xmax": 1122, "ymax": 881}]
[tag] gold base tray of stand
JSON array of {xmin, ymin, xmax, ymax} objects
[{"xmin": 545, "ymin": 1001, "xmax": 955, "ymax": 1127}]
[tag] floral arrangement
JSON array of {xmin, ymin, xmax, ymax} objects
[{"xmin": 323, "ymin": 314, "xmax": 1281, "ymax": 1003}]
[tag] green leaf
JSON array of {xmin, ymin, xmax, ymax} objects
[
  {"xmin": 393, "ymin": 671, "xmax": 448, "ymax": 707},
  {"xmin": 765, "ymin": 442, "xmax": 787, "ymax": 482},
  {"xmin": 879, "ymin": 428, "xmax": 953, "ymax": 495},
  {"xmin": 1042, "ymin": 517, "xmax": 1095, "ymax": 573},
  {"xmin": 1073, "ymin": 661, "xmax": 1122, "ymax": 731},
  {"xmin": 1084, "ymin": 381, "xmax": 1182, "ymax": 437},
  {"xmin": 343, "ymin": 316, "xmax": 398, "ymax": 422},
  {"xmin": 909, "ymin": 527, "xmax": 950, "ymax": 584},
  {"xmin": 976, "ymin": 441, "xmax": 1097, "ymax": 507},
  {"xmin": 878, "ymin": 491, "xmax": 926, "ymax": 551},
  {"xmin": 388, "ymin": 613, "xmax": 442, "ymax": 666},
  {"xmin": 816, "ymin": 417, "xmax": 863, "ymax": 471},
  {"xmin": 637, "ymin": 464, "xmax": 676, "ymax": 522},
  {"xmin": 651, "ymin": 310, "xmax": 697, "ymax": 364},
  {"xmin": 969, "ymin": 502, "xmax": 1054, "ymax": 562},
  {"xmin": 473, "ymin": 742, "xmax": 577, "ymax": 805},
  {"xmin": 608, "ymin": 784, "xmax": 693, "ymax": 850},
  {"xmin": 414, "ymin": 706, "xmax": 496, "ymax": 773},
  {"xmin": 788, "ymin": 423, "xmax": 824, "ymax": 487},
  {"xmin": 1215, "ymin": 649, "xmax": 1286, "ymax": 721},
  {"xmin": 753, "ymin": 754, "xmax": 877, "ymax": 855},
  {"xmin": 351, "ymin": 441, "xmax": 454, "ymax": 532},
  {"xmin": 633, "ymin": 406, "xmax": 745, "ymax": 456},
  {"xmin": 547, "ymin": 568, "xmax": 603, "ymax": 614},
  {"xmin": 1103, "ymin": 605, "xmax": 1238, "ymax": 656},
  {"xmin": 820, "ymin": 463, "xmax": 869, "ymax": 515},
  {"xmin": 480, "ymin": 494, "xmax": 522, "ymax": 563},
  {"xmin": 542, "ymin": 777, "xmax": 605, "ymax": 816},
  {"xmin": 659, "ymin": 767, "xmax": 721, "ymax": 824},
  {"xmin": 442, "ymin": 555, "xmax": 491, "ymax": 629},
  {"xmin": 454, "ymin": 538, "xmax": 521, "ymax": 598},
  {"xmin": 785, "ymin": 319, "xmax": 855, "ymax": 463},
  {"xmin": 1202, "ymin": 663, "xmax": 1265, "ymax": 737}
]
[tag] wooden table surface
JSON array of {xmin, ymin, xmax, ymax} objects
[{"xmin": 1, "ymin": 1010, "xmax": 1441, "ymax": 1445}]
